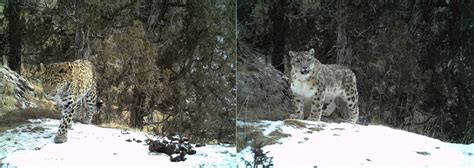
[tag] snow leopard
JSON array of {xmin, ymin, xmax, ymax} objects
[{"xmin": 289, "ymin": 48, "xmax": 359, "ymax": 123}]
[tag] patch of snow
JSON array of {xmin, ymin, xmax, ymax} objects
[
  {"xmin": 238, "ymin": 120, "xmax": 474, "ymax": 168},
  {"xmin": 237, "ymin": 120, "xmax": 285, "ymax": 137},
  {"xmin": 0, "ymin": 119, "xmax": 235, "ymax": 168}
]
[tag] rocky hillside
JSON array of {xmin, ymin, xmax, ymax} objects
[
  {"xmin": 0, "ymin": 64, "xmax": 59, "ymax": 133},
  {"xmin": 0, "ymin": 65, "xmax": 36, "ymax": 112}
]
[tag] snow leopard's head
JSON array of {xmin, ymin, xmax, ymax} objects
[{"xmin": 290, "ymin": 48, "xmax": 320, "ymax": 78}]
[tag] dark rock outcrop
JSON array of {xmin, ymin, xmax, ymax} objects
[
  {"xmin": 237, "ymin": 42, "xmax": 294, "ymax": 121},
  {"xmin": 148, "ymin": 135, "xmax": 196, "ymax": 162}
]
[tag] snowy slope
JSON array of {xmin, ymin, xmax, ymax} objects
[
  {"xmin": 237, "ymin": 120, "xmax": 474, "ymax": 168},
  {"xmin": 0, "ymin": 119, "xmax": 236, "ymax": 168}
]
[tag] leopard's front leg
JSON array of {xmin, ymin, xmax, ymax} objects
[
  {"xmin": 55, "ymin": 108, "xmax": 74, "ymax": 143},
  {"xmin": 54, "ymin": 96, "xmax": 75, "ymax": 143},
  {"xmin": 308, "ymin": 92, "xmax": 324, "ymax": 121},
  {"xmin": 290, "ymin": 96, "xmax": 305, "ymax": 119}
]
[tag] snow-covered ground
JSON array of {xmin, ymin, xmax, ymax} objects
[
  {"xmin": 238, "ymin": 120, "xmax": 474, "ymax": 168},
  {"xmin": 0, "ymin": 119, "xmax": 236, "ymax": 168},
  {"xmin": 2, "ymin": 119, "xmax": 472, "ymax": 168}
]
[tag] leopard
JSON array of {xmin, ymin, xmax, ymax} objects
[
  {"xmin": 39, "ymin": 59, "xmax": 102, "ymax": 143},
  {"xmin": 289, "ymin": 48, "xmax": 359, "ymax": 124}
]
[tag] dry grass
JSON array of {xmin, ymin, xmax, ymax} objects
[
  {"xmin": 237, "ymin": 130, "xmax": 266, "ymax": 152},
  {"xmin": 283, "ymin": 119, "xmax": 308, "ymax": 129},
  {"xmin": 0, "ymin": 108, "xmax": 60, "ymax": 132},
  {"xmin": 309, "ymin": 126, "xmax": 324, "ymax": 132},
  {"xmin": 99, "ymin": 122, "xmax": 140, "ymax": 132},
  {"xmin": 0, "ymin": 108, "xmax": 60, "ymax": 125},
  {"xmin": 237, "ymin": 123, "xmax": 293, "ymax": 152},
  {"xmin": 1, "ymin": 96, "xmax": 17, "ymax": 112},
  {"xmin": 266, "ymin": 128, "xmax": 291, "ymax": 145},
  {"xmin": 98, "ymin": 111, "xmax": 165, "ymax": 135},
  {"xmin": 1, "ymin": 78, "xmax": 16, "ymax": 112},
  {"xmin": 268, "ymin": 128, "xmax": 291, "ymax": 138}
]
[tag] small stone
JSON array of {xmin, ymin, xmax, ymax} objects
[
  {"xmin": 170, "ymin": 153, "xmax": 181, "ymax": 162},
  {"xmin": 195, "ymin": 143, "xmax": 205, "ymax": 147},
  {"xmin": 148, "ymin": 141, "xmax": 166, "ymax": 153},
  {"xmin": 31, "ymin": 126, "xmax": 45, "ymax": 132},
  {"xmin": 164, "ymin": 144, "xmax": 177, "ymax": 155},
  {"xmin": 170, "ymin": 135, "xmax": 180, "ymax": 141},
  {"xmin": 179, "ymin": 151, "xmax": 187, "ymax": 161},
  {"xmin": 144, "ymin": 139, "xmax": 152, "ymax": 144},
  {"xmin": 366, "ymin": 158, "xmax": 372, "ymax": 162},
  {"xmin": 136, "ymin": 139, "xmax": 142, "ymax": 143},
  {"xmin": 416, "ymin": 151, "xmax": 431, "ymax": 156},
  {"xmin": 126, "ymin": 139, "xmax": 132, "ymax": 142},
  {"xmin": 173, "ymin": 146, "xmax": 180, "ymax": 154},
  {"xmin": 188, "ymin": 148, "xmax": 196, "ymax": 155},
  {"xmin": 182, "ymin": 137, "xmax": 189, "ymax": 142},
  {"xmin": 178, "ymin": 144, "xmax": 186, "ymax": 151}
]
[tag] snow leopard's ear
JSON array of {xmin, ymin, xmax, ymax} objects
[
  {"xmin": 308, "ymin": 48, "xmax": 315, "ymax": 55},
  {"xmin": 289, "ymin": 51, "xmax": 295, "ymax": 57}
]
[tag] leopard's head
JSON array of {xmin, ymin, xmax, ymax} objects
[
  {"xmin": 39, "ymin": 63, "xmax": 71, "ymax": 100},
  {"xmin": 289, "ymin": 48, "xmax": 320, "ymax": 79}
]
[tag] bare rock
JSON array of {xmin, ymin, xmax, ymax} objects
[
  {"xmin": 0, "ymin": 65, "xmax": 36, "ymax": 111},
  {"xmin": 148, "ymin": 134, "xmax": 198, "ymax": 162},
  {"xmin": 237, "ymin": 42, "xmax": 294, "ymax": 121}
]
